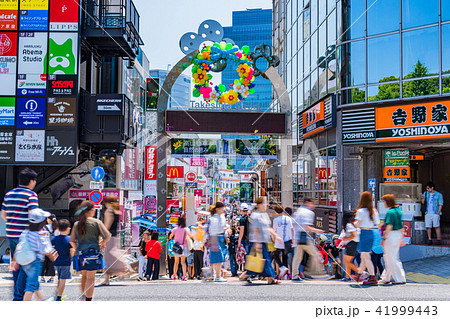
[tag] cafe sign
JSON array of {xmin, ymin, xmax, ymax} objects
[{"xmin": 376, "ymin": 100, "xmax": 450, "ymax": 142}]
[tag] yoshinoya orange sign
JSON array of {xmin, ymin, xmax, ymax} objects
[
  {"xmin": 299, "ymin": 95, "xmax": 336, "ymax": 139},
  {"xmin": 376, "ymin": 99, "xmax": 450, "ymax": 142}
]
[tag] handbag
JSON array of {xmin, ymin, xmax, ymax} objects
[
  {"xmin": 245, "ymin": 247, "xmax": 265, "ymax": 273},
  {"xmin": 76, "ymin": 248, "xmax": 104, "ymax": 271},
  {"xmin": 295, "ymin": 231, "xmax": 308, "ymax": 245},
  {"xmin": 336, "ymin": 229, "xmax": 346, "ymax": 249},
  {"xmin": 267, "ymin": 241, "xmax": 276, "ymax": 252},
  {"xmin": 172, "ymin": 228, "xmax": 186, "ymax": 255},
  {"xmin": 14, "ymin": 231, "xmax": 37, "ymax": 266}
]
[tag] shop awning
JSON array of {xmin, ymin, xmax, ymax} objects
[{"xmin": 132, "ymin": 216, "xmax": 156, "ymax": 230}]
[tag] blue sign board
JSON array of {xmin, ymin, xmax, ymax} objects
[
  {"xmin": 157, "ymin": 227, "xmax": 168, "ymax": 234},
  {"xmin": 185, "ymin": 182, "xmax": 198, "ymax": 188},
  {"xmin": 17, "ymin": 87, "xmax": 46, "ymax": 96},
  {"xmin": 16, "ymin": 98, "xmax": 46, "ymax": 129},
  {"xmin": 91, "ymin": 167, "xmax": 105, "ymax": 181},
  {"xmin": 0, "ymin": 107, "xmax": 15, "ymax": 126},
  {"xmin": 19, "ymin": 10, "xmax": 49, "ymax": 31},
  {"xmin": 368, "ymin": 178, "xmax": 376, "ymax": 189}
]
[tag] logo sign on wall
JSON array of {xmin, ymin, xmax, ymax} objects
[
  {"xmin": 0, "ymin": 97, "xmax": 15, "ymax": 126},
  {"xmin": 96, "ymin": 94, "xmax": 123, "ymax": 115},
  {"xmin": 19, "ymin": 0, "xmax": 48, "ymax": 31},
  {"xmin": 47, "ymin": 74, "xmax": 77, "ymax": 96},
  {"xmin": 47, "ymin": 97, "xmax": 75, "ymax": 126},
  {"xmin": 190, "ymin": 158, "xmax": 206, "ymax": 167},
  {"xmin": 17, "ymin": 32, "xmax": 47, "ymax": 96},
  {"xmin": 0, "ymin": 129, "xmax": 14, "ymax": 162},
  {"xmin": 383, "ymin": 149, "xmax": 410, "ymax": 183},
  {"xmin": 144, "ymin": 146, "xmax": 157, "ymax": 180},
  {"xmin": 15, "ymin": 129, "xmax": 44, "ymax": 162},
  {"xmin": 0, "ymin": 10, "xmax": 18, "ymax": 30},
  {"xmin": 45, "ymin": 131, "xmax": 76, "ymax": 164},
  {"xmin": 0, "ymin": 32, "xmax": 17, "ymax": 95},
  {"xmin": 144, "ymin": 196, "xmax": 157, "ymax": 215},
  {"xmin": 167, "ymin": 166, "xmax": 184, "ymax": 178},
  {"xmin": 16, "ymin": 97, "xmax": 45, "ymax": 128},
  {"xmin": 49, "ymin": 0, "xmax": 79, "ymax": 31},
  {"xmin": 46, "ymin": 33, "xmax": 77, "ymax": 75},
  {"xmin": 185, "ymin": 170, "xmax": 197, "ymax": 182}
]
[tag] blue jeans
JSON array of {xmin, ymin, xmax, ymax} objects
[
  {"xmin": 229, "ymin": 253, "xmax": 237, "ymax": 275},
  {"xmin": 8, "ymin": 238, "xmax": 27, "ymax": 301},
  {"xmin": 245, "ymin": 242, "xmax": 275, "ymax": 278},
  {"xmin": 21, "ymin": 259, "xmax": 43, "ymax": 293}
]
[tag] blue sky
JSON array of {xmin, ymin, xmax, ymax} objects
[{"xmin": 133, "ymin": 0, "xmax": 272, "ymax": 70}]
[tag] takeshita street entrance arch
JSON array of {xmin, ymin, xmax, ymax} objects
[{"xmin": 150, "ymin": 20, "xmax": 293, "ymax": 274}]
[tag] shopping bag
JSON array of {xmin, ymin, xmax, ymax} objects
[
  {"xmin": 245, "ymin": 248, "xmax": 265, "ymax": 273},
  {"xmin": 267, "ymin": 241, "xmax": 276, "ymax": 252}
]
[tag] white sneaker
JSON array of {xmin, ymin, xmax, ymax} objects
[
  {"xmin": 279, "ymin": 266, "xmax": 289, "ymax": 279},
  {"xmin": 214, "ymin": 277, "xmax": 227, "ymax": 282}
]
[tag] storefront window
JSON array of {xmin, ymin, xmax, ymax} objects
[
  {"xmin": 368, "ymin": 34, "xmax": 400, "ymax": 84},
  {"xmin": 342, "ymin": 0, "xmax": 365, "ymax": 40},
  {"xmin": 402, "ymin": 0, "xmax": 439, "ymax": 30},
  {"xmin": 402, "ymin": 77, "xmax": 439, "ymax": 98},
  {"xmin": 367, "ymin": 0, "xmax": 399, "ymax": 36},
  {"xmin": 443, "ymin": 24, "xmax": 450, "ymax": 74},
  {"xmin": 402, "ymin": 27, "xmax": 439, "ymax": 78}
]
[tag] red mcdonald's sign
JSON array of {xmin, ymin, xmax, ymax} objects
[{"xmin": 167, "ymin": 166, "xmax": 184, "ymax": 178}]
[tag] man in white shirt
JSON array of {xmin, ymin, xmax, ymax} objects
[
  {"xmin": 291, "ymin": 198, "xmax": 323, "ymax": 281},
  {"xmin": 272, "ymin": 205, "xmax": 293, "ymax": 278}
]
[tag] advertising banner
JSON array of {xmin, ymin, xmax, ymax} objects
[
  {"xmin": 19, "ymin": 0, "xmax": 48, "ymax": 10},
  {"xmin": 240, "ymin": 182, "xmax": 254, "ymax": 202},
  {"xmin": 144, "ymin": 180, "xmax": 157, "ymax": 197},
  {"xmin": 47, "ymin": 32, "xmax": 77, "ymax": 75},
  {"xmin": 144, "ymin": 146, "xmax": 157, "ymax": 180},
  {"xmin": 19, "ymin": 9, "xmax": 48, "ymax": 31},
  {"xmin": 0, "ymin": 97, "xmax": 15, "ymax": 126},
  {"xmin": 167, "ymin": 166, "xmax": 184, "ymax": 178},
  {"xmin": 0, "ymin": 0, "xmax": 18, "ymax": 10},
  {"xmin": 376, "ymin": 100, "xmax": 450, "ymax": 142},
  {"xmin": 236, "ymin": 139, "xmax": 277, "ymax": 157},
  {"xmin": 15, "ymin": 129, "xmax": 44, "ymax": 162},
  {"xmin": 171, "ymin": 138, "xmax": 217, "ymax": 156},
  {"xmin": 383, "ymin": 149, "xmax": 410, "ymax": 183},
  {"xmin": 190, "ymin": 158, "xmax": 206, "ymax": 167},
  {"xmin": 17, "ymin": 32, "xmax": 47, "ymax": 96},
  {"xmin": 0, "ymin": 32, "xmax": 17, "ymax": 95},
  {"xmin": 47, "ymin": 74, "xmax": 77, "ymax": 95},
  {"xmin": 47, "ymin": 97, "xmax": 75, "ymax": 126},
  {"xmin": 49, "ymin": 0, "xmax": 79, "ymax": 31},
  {"xmin": 0, "ymin": 129, "xmax": 14, "ymax": 162},
  {"xmin": 16, "ymin": 97, "xmax": 45, "ymax": 128},
  {"xmin": 0, "ymin": 10, "xmax": 18, "ymax": 30},
  {"xmin": 45, "ymin": 130, "xmax": 76, "ymax": 164},
  {"xmin": 144, "ymin": 196, "xmax": 157, "ymax": 216}
]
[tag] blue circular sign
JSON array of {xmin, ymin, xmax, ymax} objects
[
  {"xmin": 89, "ymin": 191, "xmax": 103, "ymax": 204},
  {"xmin": 91, "ymin": 167, "xmax": 105, "ymax": 181}
]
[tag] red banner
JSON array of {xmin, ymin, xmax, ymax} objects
[
  {"xmin": 167, "ymin": 166, "xmax": 184, "ymax": 178},
  {"xmin": 124, "ymin": 148, "xmax": 138, "ymax": 180},
  {"xmin": 0, "ymin": 10, "xmax": 18, "ymax": 30},
  {"xmin": 0, "ymin": 31, "xmax": 17, "ymax": 56},
  {"xmin": 145, "ymin": 146, "xmax": 157, "ymax": 180},
  {"xmin": 49, "ymin": 0, "xmax": 79, "ymax": 31}
]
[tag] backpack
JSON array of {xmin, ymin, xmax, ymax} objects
[{"xmin": 15, "ymin": 231, "xmax": 37, "ymax": 266}]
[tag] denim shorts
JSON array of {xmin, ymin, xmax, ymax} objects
[
  {"xmin": 358, "ymin": 229, "xmax": 374, "ymax": 253},
  {"xmin": 55, "ymin": 266, "xmax": 72, "ymax": 280},
  {"xmin": 22, "ymin": 259, "xmax": 43, "ymax": 293}
]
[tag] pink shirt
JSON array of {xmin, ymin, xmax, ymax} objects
[{"xmin": 172, "ymin": 227, "xmax": 187, "ymax": 246}]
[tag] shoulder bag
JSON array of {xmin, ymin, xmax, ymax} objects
[
  {"xmin": 245, "ymin": 247, "xmax": 265, "ymax": 273},
  {"xmin": 15, "ymin": 231, "xmax": 37, "ymax": 266},
  {"xmin": 73, "ymin": 225, "xmax": 104, "ymax": 271}
]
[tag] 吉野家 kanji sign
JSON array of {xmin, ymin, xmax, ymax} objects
[
  {"xmin": 167, "ymin": 166, "xmax": 184, "ymax": 178},
  {"xmin": 383, "ymin": 149, "xmax": 410, "ymax": 183},
  {"xmin": 145, "ymin": 146, "xmax": 157, "ymax": 180}
]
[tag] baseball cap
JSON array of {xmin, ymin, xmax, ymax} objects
[
  {"xmin": 241, "ymin": 203, "xmax": 249, "ymax": 211},
  {"xmin": 29, "ymin": 208, "xmax": 50, "ymax": 224},
  {"xmin": 319, "ymin": 234, "xmax": 328, "ymax": 242}
]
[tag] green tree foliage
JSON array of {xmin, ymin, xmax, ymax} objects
[
  {"xmin": 403, "ymin": 60, "xmax": 439, "ymax": 97},
  {"xmin": 368, "ymin": 76, "xmax": 400, "ymax": 101},
  {"xmin": 351, "ymin": 88, "xmax": 365, "ymax": 103}
]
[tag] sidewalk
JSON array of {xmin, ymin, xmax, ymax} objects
[{"xmin": 403, "ymin": 255, "xmax": 450, "ymax": 284}]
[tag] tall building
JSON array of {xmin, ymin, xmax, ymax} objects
[
  {"xmin": 223, "ymin": 8, "xmax": 273, "ymax": 111},
  {"xmin": 275, "ymin": 0, "xmax": 450, "ymax": 246}
]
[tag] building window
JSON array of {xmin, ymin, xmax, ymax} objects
[
  {"xmin": 368, "ymin": 34, "xmax": 400, "ymax": 84},
  {"xmin": 343, "ymin": 40, "xmax": 366, "ymax": 87},
  {"xmin": 402, "ymin": 0, "xmax": 439, "ymax": 30},
  {"xmin": 367, "ymin": 0, "xmax": 399, "ymax": 36},
  {"xmin": 303, "ymin": 3, "xmax": 311, "ymax": 40},
  {"xmin": 342, "ymin": 0, "xmax": 365, "ymax": 40}
]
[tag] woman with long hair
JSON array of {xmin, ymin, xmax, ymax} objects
[
  {"xmin": 208, "ymin": 202, "xmax": 228, "ymax": 282},
  {"xmin": 99, "ymin": 196, "xmax": 129, "ymax": 286},
  {"xmin": 353, "ymin": 191, "xmax": 380, "ymax": 285},
  {"xmin": 341, "ymin": 210, "xmax": 360, "ymax": 281},
  {"xmin": 379, "ymin": 194, "xmax": 406, "ymax": 285},
  {"xmin": 70, "ymin": 201, "xmax": 111, "ymax": 301},
  {"xmin": 169, "ymin": 217, "xmax": 192, "ymax": 281}
]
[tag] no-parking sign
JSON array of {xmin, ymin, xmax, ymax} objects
[{"xmin": 89, "ymin": 190, "xmax": 103, "ymax": 204}]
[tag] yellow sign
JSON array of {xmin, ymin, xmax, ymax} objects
[
  {"xmin": 0, "ymin": 0, "xmax": 18, "ymax": 10},
  {"xmin": 19, "ymin": 0, "xmax": 48, "ymax": 10}
]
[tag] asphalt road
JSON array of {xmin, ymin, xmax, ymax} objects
[{"xmin": 0, "ymin": 279, "xmax": 449, "ymax": 301}]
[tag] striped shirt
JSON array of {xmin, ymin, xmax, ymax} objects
[
  {"xmin": 20, "ymin": 230, "xmax": 54, "ymax": 261},
  {"xmin": 1, "ymin": 186, "xmax": 39, "ymax": 238}
]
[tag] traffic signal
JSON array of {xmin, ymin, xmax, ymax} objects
[{"xmin": 146, "ymin": 78, "xmax": 159, "ymax": 110}]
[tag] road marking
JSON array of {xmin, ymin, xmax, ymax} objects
[{"xmin": 406, "ymin": 272, "xmax": 450, "ymax": 284}]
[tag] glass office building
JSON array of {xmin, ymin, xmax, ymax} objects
[
  {"xmin": 275, "ymin": 0, "xmax": 450, "ymax": 236},
  {"xmin": 223, "ymin": 8, "xmax": 273, "ymax": 111}
]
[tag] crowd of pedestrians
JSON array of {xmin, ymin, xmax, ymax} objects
[{"xmin": 0, "ymin": 168, "xmax": 414, "ymax": 300}]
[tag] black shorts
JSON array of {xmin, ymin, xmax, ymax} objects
[{"xmin": 345, "ymin": 241, "xmax": 358, "ymax": 257}]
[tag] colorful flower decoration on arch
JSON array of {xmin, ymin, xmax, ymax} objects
[{"xmin": 191, "ymin": 41, "xmax": 256, "ymax": 105}]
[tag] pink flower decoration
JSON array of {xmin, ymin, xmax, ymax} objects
[
  {"xmin": 200, "ymin": 86, "xmax": 212, "ymax": 99},
  {"xmin": 236, "ymin": 51, "xmax": 243, "ymax": 59}
]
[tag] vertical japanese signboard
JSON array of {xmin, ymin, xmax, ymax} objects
[
  {"xmin": 145, "ymin": 146, "xmax": 157, "ymax": 180},
  {"xmin": 0, "ymin": 0, "xmax": 18, "ymax": 30},
  {"xmin": 49, "ymin": 0, "xmax": 79, "ymax": 31},
  {"xmin": 17, "ymin": 32, "xmax": 47, "ymax": 96},
  {"xmin": 45, "ymin": 130, "xmax": 76, "ymax": 164},
  {"xmin": 19, "ymin": 0, "xmax": 48, "ymax": 31},
  {"xmin": 383, "ymin": 149, "xmax": 410, "ymax": 183},
  {"xmin": 46, "ymin": 97, "xmax": 75, "ymax": 126},
  {"xmin": 15, "ymin": 129, "xmax": 44, "ymax": 162},
  {"xmin": 0, "ymin": 32, "xmax": 17, "ymax": 95}
]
